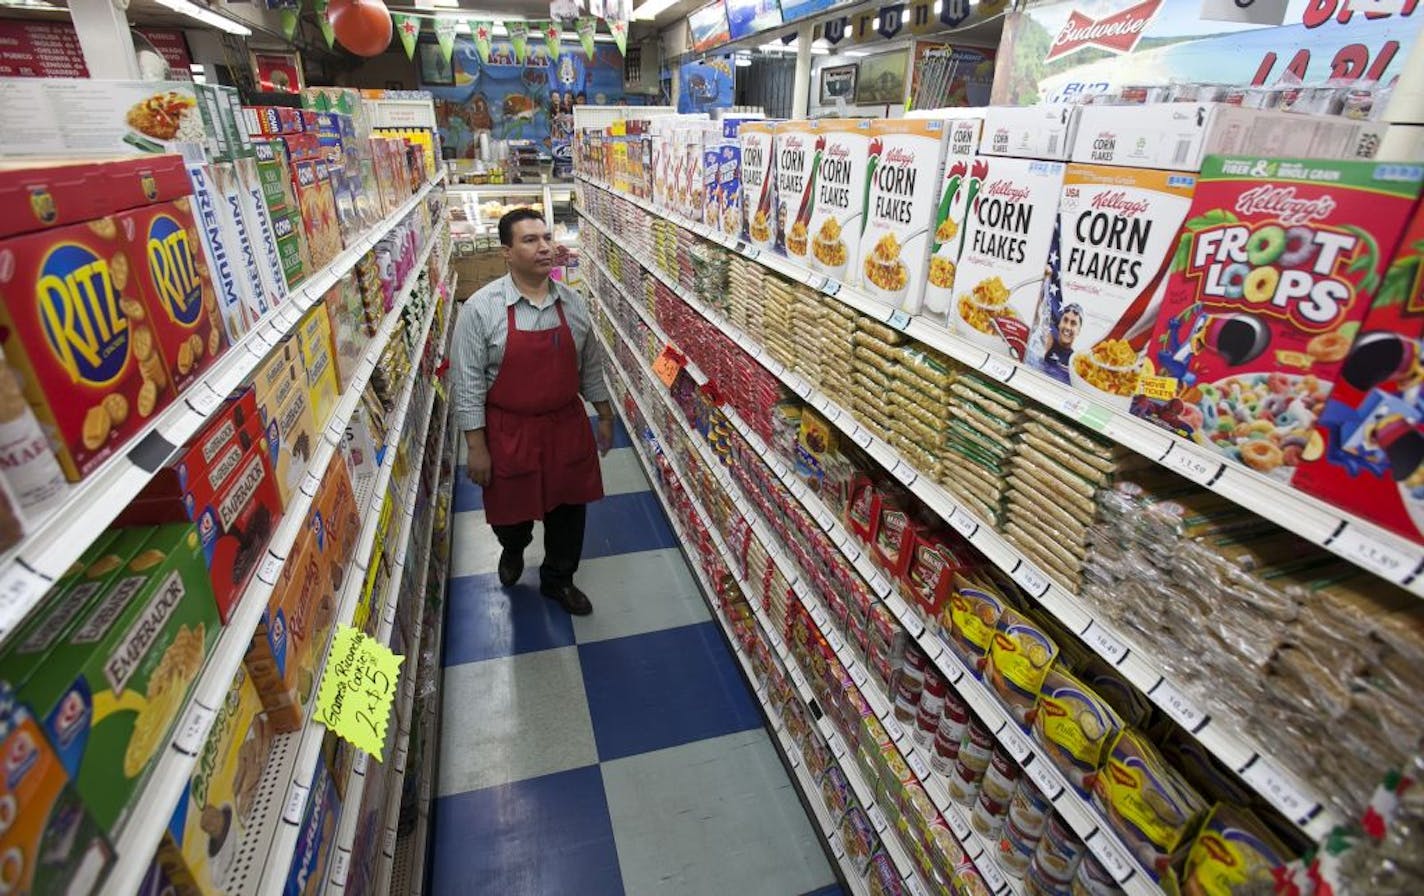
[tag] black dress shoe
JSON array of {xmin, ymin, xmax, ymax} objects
[
  {"xmin": 540, "ymin": 583, "xmax": 593, "ymax": 615},
  {"xmin": 498, "ymin": 549, "xmax": 523, "ymax": 587}
]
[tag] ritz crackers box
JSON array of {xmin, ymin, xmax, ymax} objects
[
  {"xmin": 1132, "ymin": 157, "xmax": 1424, "ymax": 482},
  {"xmin": 1293, "ymin": 197, "xmax": 1424, "ymax": 543}
]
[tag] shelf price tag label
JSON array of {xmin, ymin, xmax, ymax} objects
[
  {"xmin": 882, "ymin": 716, "xmax": 906, "ymax": 742},
  {"xmin": 1164, "ymin": 443, "xmax": 1225, "ymax": 487},
  {"xmin": 1150, "ymin": 679, "xmax": 1209, "ymax": 733},
  {"xmin": 330, "ymin": 849, "xmax": 351, "ymax": 888},
  {"xmin": 996, "ymin": 723, "xmax": 1031, "ymax": 762},
  {"xmin": 1086, "ymin": 830, "xmax": 1135, "ymax": 884},
  {"xmin": 1082, "ymin": 621, "xmax": 1130, "ymax": 666},
  {"xmin": 0, "ymin": 565, "xmax": 52, "ymax": 634},
  {"xmin": 906, "ymin": 876, "xmax": 929, "ymax": 896},
  {"xmin": 948, "ymin": 508, "xmax": 979, "ymax": 539},
  {"xmin": 849, "ymin": 661, "xmax": 869, "ymax": 688},
  {"xmin": 184, "ymin": 383, "xmax": 223, "ymax": 417},
  {"xmin": 314, "ymin": 624, "xmax": 406, "ymax": 760},
  {"xmin": 825, "ymin": 628, "xmax": 845, "ymax": 654},
  {"xmin": 824, "ymin": 279, "xmax": 842, "ymax": 297},
  {"xmin": 981, "ymin": 355, "xmax": 1015, "ymax": 382},
  {"xmin": 946, "ymin": 808, "xmax": 972, "ymax": 842},
  {"xmin": 283, "ymin": 780, "xmax": 311, "ymax": 825},
  {"xmin": 1026, "ymin": 758, "xmax": 1064, "ymax": 801},
  {"xmin": 172, "ymin": 701, "xmax": 217, "ymax": 756},
  {"xmin": 907, "ymin": 749, "xmax": 932, "ymax": 781},
  {"xmin": 1012, "ymin": 560, "xmax": 1051, "ymax": 598},
  {"xmin": 868, "ymin": 805, "xmax": 889, "ymax": 831},
  {"xmin": 256, "ymin": 550, "xmax": 285, "ymax": 587},
  {"xmin": 1330, "ymin": 524, "xmax": 1417, "ymax": 584},
  {"xmin": 978, "ymin": 856, "xmax": 1008, "ymax": 892},
  {"xmin": 1240, "ymin": 756, "xmax": 1313, "ymax": 824}
]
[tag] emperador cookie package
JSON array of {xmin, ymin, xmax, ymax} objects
[{"xmin": 1133, "ymin": 157, "xmax": 1424, "ymax": 482}]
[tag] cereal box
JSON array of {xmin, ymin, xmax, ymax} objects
[
  {"xmin": 298, "ymin": 305, "xmax": 341, "ymax": 429},
  {"xmin": 978, "ymin": 105, "xmax": 1079, "ymax": 162},
  {"xmin": 858, "ymin": 119, "xmax": 950, "ymax": 312},
  {"xmin": 716, "ymin": 141, "xmax": 742, "ymax": 240},
  {"xmin": 740, "ymin": 122, "xmax": 777, "ymax": 250},
  {"xmin": 919, "ymin": 116, "xmax": 985, "ymax": 326},
  {"xmin": 805, "ymin": 119, "xmax": 872, "ymax": 283},
  {"xmin": 0, "ymin": 217, "xmax": 176, "ymax": 480},
  {"xmin": 703, "ymin": 145, "xmax": 721, "ymax": 229},
  {"xmin": 0, "ymin": 687, "xmax": 112, "ymax": 896},
  {"xmin": 160, "ymin": 666, "xmax": 272, "ymax": 895},
  {"xmin": 21, "ymin": 522, "xmax": 220, "ymax": 834},
  {"xmin": 948, "ymin": 156, "xmax": 1066, "ymax": 360},
  {"xmin": 292, "ymin": 161, "xmax": 343, "ymax": 270},
  {"xmin": 1293, "ymin": 199, "xmax": 1424, "ymax": 543},
  {"xmin": 1132, "ymin": 157, "xmax": 1424, "ymax": 482},
  {"xmin": 115, "ymin": 198, "xmax": 229, "ymax": 395},
  {"xmin": 1027, "ymin": 164, "xmax": 1197, "ymax": 408},
  {"xmin": 772, "ymin": 121, "xmax": 817, "ymax": 259}
]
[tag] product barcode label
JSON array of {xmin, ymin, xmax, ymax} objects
[
  {"xmin": 1086, "ymin": 830, "xmax": 1135, "ymax": 883},
  {"xmin": 981, "ymin": 355, "xmax": 1015, "ymax": 382},
  {"xmin": 1012, "ymin": 560, "xmax": 1051, "ymax": 598},
  {"xmin": 1330, "ymin": 524, "xmax": 1416, "ymax": 584},
  {"xmin": 0, "ymin": 565, "xmax": 51, "ymax": 635},
  {"xmin": 1150, "ymin": 679, "xmax": 1208, "ymax": 733},
  {"xmin": 948, "ymin": 509, "xmax": 979, "ymax": 539},
  {"xmin": 1164, "ymin": 443, "xmax": 1225, "ymax": 486},
  {"xmin": 1082, "ymin": 621, "xmax": 1129, "ymax": 665},
  {"xmin": 283, "ymin": 781, "xmax": 311, "ymax": 825},
  {"xmin": 1026, "ymin": 758, "xmax": 1064, "ymax": 800},
  {"xmin": 886, "ymin": 309, "xmax": 912, "ymax": 331},
  {"xmin": 1240, "ymin": 756, "xmax": 1313, "ymax": 823},
  {"xmin": 172, "ymin": 702, "xmax": 217, "ymax": 756},
  {"xmin": 907, "ymin": 750, "xmax": 932, "ymax": 781}
]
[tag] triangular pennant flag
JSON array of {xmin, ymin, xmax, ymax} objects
[
  {"xmin": 436, "ymin": 18, "xmax": 459, "ymax": 63},
  {"xmin": 877, "ymin": 3, "xmax": 904, "ymax": 39},
  {"xmin": 280, "ymin": 7, "xmax": 299, "ymax": 40},
  {"xmin": 393, "ymin": 13, "xmax": 421, "ymax": 59},
  {"xmin": 314, "ymin": 0, "xmax": 335, "ymax": 48},
  {"xmin": 608, "ymin": 18, "xmax": 627, "ymax": 55},
  {"xmin": 470, "ymin": 20, "xmax": 493, "ymax": 63},
  {"xmin": 539, "ymin": 20, "xmax": 560, "ymax": 61},
  {"xmin": 508, "ymin": 21, "xmax": 530, "ymax": 62},
  {"xmin": 823, "ymin": 17, "xmax": 846, "ymax": 45},
  {"xmin": 576, "ymin": 16, "xmax": 596, "ymax": 59}
]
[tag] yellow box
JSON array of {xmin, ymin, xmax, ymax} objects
[{"xmin": 297, "ymin": 305, "xmax": 341, "ymax": 430}]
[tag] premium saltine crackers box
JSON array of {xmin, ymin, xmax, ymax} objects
[{"xmin": 858, "ymin": 118, "xmax": 950, "ymax": 312}]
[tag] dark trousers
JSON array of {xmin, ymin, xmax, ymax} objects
[{"xmin": 491, "ymin": 503, "xmax": 586, "ymax": 589}]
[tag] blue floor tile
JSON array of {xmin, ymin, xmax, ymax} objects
[
  {"xmin": 454, "ymin": 416, "xmax": 632, "ymax": 513},
  {"xmin": 801, "ymin": 885, "xmax": 847, "ymax": 896},
  {"xmin": 431, "ymin": 764, "xmax": 624, "ymax": 896},
  {"xmin": 579, "ymin": 622, "xmax": 763, "ymax": 762},
  {"xmin": 443, "ymin": 572, "xmax": 576, "ymax": 666},
  {"xmin": 583, "ymin": 491, "xmax": 678, "ymax": 559}
]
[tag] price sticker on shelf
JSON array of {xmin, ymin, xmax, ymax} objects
[
  {"xmin": 997, "ymin": 724, "xmax": 1031, "ymax": 762},
  {"xmin": 790, "ymin": 480, "xmax": 808, "ymax": 501},
  {"xmin": 184, "ymin": 383, "xmax": 223, "ymax": 417},
  {"xmin": 1026, "ymin": 758, "xmax": 1064, "ymax": 800},
  {"xmin": 283, "ymin": 780, "xmax": 311, "ymax": 825},
  {"xmin": 1081, "ymin": 621, "xmax": 1130, "ymax": 666},
  {"xmin": 1150, "ymin": 679, "xmax": 1209, "ymax": 733},
  {"xmin": 906, "ymin": 875, "xmax": 929, "ymax": 896},
  {"xmin": 256, "ymin": 550, "xmax": 285, "ymax": 587},
  {"xmin": 815, "ymin": 511, "xmax": 835, "ymax": 533},
  {"xmin": 824, "ymin": 279, "xmax": 842, "ymax": 297},
  {"xmin": 948, "ymin": 508, "xmax": 979, "ymax": 539},
  {"xmin": 354, "ymin": 752, "xmax": 369, "ymax": 776},
  {"xmin": 907, "ymin": 749, "xmax": 932, "ymax": 781},
  {"xmin": 849, "ymin": 662, "xmax": 869, "ymax": 688},
  {"xmin": 1086, "ymin": 830, "xmax": 1135, "ymax": 884},
  {"xmin": 828, "ymin": 831, "xmax": 846, "ymax": 857},
  {"xmin": 850, "ymin": 426, "xmax": 872, "ymax": 449},
  {"xmin": 315, "ymin": 625, "xmax": 404, "ymax": 760},
  {"xmin": 329, "ymin": 849, "xmax": 351, "ymax": 888},
  {"xmin": 881, "ymin": 714, "xmax": 905, "ymax": 742},
  {"xmin": 1163, "ymin": 443, "xmax": 1226, "ymax": 487},
  {"xmin": 0, "ymin": 564, "xmax": 51, "ymax": 634},
  {"xmin": 868, "ymin": 805, "xmax": 889, "ymax": 831},
  {"xmin": 978, "ymin": 857, "xmax": 1009, "ymax": 892},
  {"xmin": 1012, "ymin": 560, "xmax": 1051, "ymax": 598},
  {"xmin": 299, "ymin": 470, "xmax": 321, "ymax": 498},
  {"xmin": 946, "ymin": 809, "xmax": 972, "ymax": 842},
  {"xmin": 868, "ymin": 572, "xmax": 892, "ymax": 599},
  {"xmin": 1240, "ymin": 756, "xmax": 1313, "ymax": 823},
  {"xmin": 1330, "ymin": 524, "xmax": 1417, "ymax": 584},
  {"xmin": 825, "ymin": 628, "xmax": 845, "ymax": 654},
  {"xmin": 172, "ymin": 701, "xmax": 217, "ymax": 756},
  {"xmin": 885, "ymin": 309, "xmax": 912, "ymax": 331},
  {"xmin": 889, "ymin": 461, "xmax": 918, "ymax": 487}
]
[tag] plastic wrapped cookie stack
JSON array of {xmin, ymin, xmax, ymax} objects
[
  {"xmin": 1002, "ymin": 408, "xmax": 1142, "ymax": 593},
  {"xmin": 790, "ymin": 285, "xmax": 827, "ymax": 388},
  {"xmin": 849, "ymin": 317, "xmax": 907, "ymax": 444},
  {"xmin": 761, "ymin": 274, "xmax": 799, "ymax": 372},
  {"xmin": 691, "ymin": 241, "xmax": 730, "ymax": 318},
  {"xmin": 815, "ymin": 301, "xmax": 857, "ymax": 403},
  {"xmin": 652, "ymin": 217, "xmax": 679, "ymax": 281},
  {"xmin": 939, "ymin": 373, "xmax": 1023, "ymax": 529},
  {"xmin": 727, "ymin": 254, "xmax": 763, "ymax": 338},
  {"xmin": 886, "ymin": 345, "xmax": 956, "ymax": 482}
]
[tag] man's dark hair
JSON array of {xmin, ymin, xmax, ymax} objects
[{"xmin": 499, "ymin": 207, "xmax": 547, "ymax": 247}]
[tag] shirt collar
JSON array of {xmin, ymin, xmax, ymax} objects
[{"xmin": 502, "ymin": 274, "xmax": 563, "ymax": 309}]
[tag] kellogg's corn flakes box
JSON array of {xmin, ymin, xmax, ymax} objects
[
  {"xmin": 1028, "ymin": 164, "xmax": 1197, "ymax": 408},
  {"xmin": 919, "ymin": 116, "xmax": 984, "ymax": 326},
  {"xmin": 806, "ymin": 119, "xmax": 872, "ymax": 283},
  {"xmin": 740, "ymin": 121, "xmax": 777, "ymax": 251},
  {"xmin": 772, "ymin": 121, "xmax": 817, "ymax": 259},
  {"xmin": 859, "ymin": 119, "xmax": 950, "ymax": 313},
  {"xmin": 1133, "ymin": 156, "xmax": 1424, "ymax": 482}
]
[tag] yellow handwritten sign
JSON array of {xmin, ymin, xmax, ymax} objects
[{"xmin": 315, "ymin": 624, "xmax": 404, "ymax": 759}]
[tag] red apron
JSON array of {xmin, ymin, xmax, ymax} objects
[{"xmin": 482, "ymin": 299, "xmax": 604, "ymax": 526}]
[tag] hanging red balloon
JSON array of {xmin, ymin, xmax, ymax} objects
[{"xmin": 331, "ymin": 0, "xmax": 392, "ymax": 57}]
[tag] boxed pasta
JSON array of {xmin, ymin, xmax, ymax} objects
[
  {"xmin": 773, "ymin": 121, "xmax": 817, "ymax": 259},
  {"xmin": 806, "ymin": 119, "xmax": 872, "ymax": 282},
  {"xmin": 1028, "ymin": 164, "xmax": 1197, "ymax": 407},
  {"xmin": 1132, "ymin": 156, "xmax": 1423, "ymax": 481},
  {"xmin": 948, "ymin": 156, "xmax": 1066, "ymax": 360},
  {"xmin": 740, "ymin": 121, "xmax": 777, "ymax": 250},
  {"xmin": 858, "ymin": 118, "xmax": 949, "ymax": 311},
  {"xmin": 920, "ymin": 116, "xmax": 985, "ymax": 327}
]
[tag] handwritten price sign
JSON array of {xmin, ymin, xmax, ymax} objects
[{"xmin": 315, "ymin": 624, "xmax": 405, "ymax": 759}]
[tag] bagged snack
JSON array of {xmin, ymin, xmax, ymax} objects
[
  {"xmin": 1092, "ymin": 728, "xmax": 1209, "ymax": 880},
  {"xmin": 987, "ymin": 607, "xmax": 1059, "ymax": 726}
]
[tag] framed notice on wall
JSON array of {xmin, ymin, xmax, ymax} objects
[
  {"xmin": 251, "ymin": 51, "xmax": 304, "ymax": 94},
  {"xmin": 819, "ymin": 64, "xmax": 856, "ymax": 105}
]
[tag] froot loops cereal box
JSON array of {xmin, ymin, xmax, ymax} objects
[
  {"xmin": 1029, "ymin": 164, "xmax": 1197, "ymax": 408},
  {"xmin": 1292, "ymin": 198, "xmax": 1424, "ymax": 543},
  {"xmin": 1133, "ymin": 156, "xmax": 1424, "ymax": 482},
  {"xmin": 805, "ymin": 119, "xmax": 872, "ymax": 283},
  {"xmin": 858, "ymin": 119, "xmax": 950, "ymax": 313},
  {"xmin": 947, "ymin": 156, "xmax": 1065, "ymax": 360}
]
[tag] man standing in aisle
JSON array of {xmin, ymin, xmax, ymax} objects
[{"xmin": 451, "ymin": 208, "xmax": 615, "ymax": 616}]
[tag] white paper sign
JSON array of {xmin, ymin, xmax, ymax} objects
[{"xmin": 1199, "ymin": 0, "xmax": 1289, "ymax": 25}]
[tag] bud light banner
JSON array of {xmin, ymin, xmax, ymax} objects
[{"xmin": 992, "ymin": 0, "xmax": 1420, "ymax": 106}]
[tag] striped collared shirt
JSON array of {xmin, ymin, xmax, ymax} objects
[{"xmin": 449, "ymin": 274, "xmax": 609, "ymax": 432}]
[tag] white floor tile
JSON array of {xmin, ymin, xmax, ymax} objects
[
  {"xmin": 601, "ymin": 730, "xmax": 835, "ymax": 896},
  {"xmin": 437, "ymin": 646, "xmax": 598, "ymax": 796},
  {"xmin": 570, "ymin": 548, "xmax": 709, "ymax": 644},
  {"xmin": 600, "ymin": 447, "xmax": 648, "ymax": 497},
  {"xmin": 450, "ymin": 509, "xmax": 546, "ymax": 580}
]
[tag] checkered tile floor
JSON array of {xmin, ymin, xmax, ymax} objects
[{"xmin": 430, "ymin": 414, "xmax": 844, "ymax": 896}]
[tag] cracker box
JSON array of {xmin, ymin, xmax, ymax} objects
[
  {"xmin": 919, "ymin": 117, "xmax": 986, "ymax": 326},
  {"xmin": 0, "ymin": 687, "xmax": 113, "ymax": 895},
  {"xmin": 806, "ymin": 119, "xmax": 873, "ymax": 283},
  {"xmin": 1027, "ymin": 164, "xmax": 1197, "ymax": 407},
  {"xmin": 0, "ymin": 153, "xmax": 191, "ymax": 241},
  {"xmin": 858, "ymin": 119, "xmax": 950, "ymax": 312},
  {"xmin": 948, "ymin": 156, "xmax": 1066, "ymax": 360},
  {"xmin": 160, "ymin": 666, "xmax": 272, "ymax": 895},
  {"xmin": 0, "ymin": 217, "xmax": 176, "ymax": 480},
  {"xmin": 322, "ymin": 276, "xmax": 365, "ymax": 392},
  {"xmin": 233, "ymin": 156, "xmax": 291, "ymax": 312},
  {"xmin": 1132, "ymin": 157, "xmax": 1424, "ymax": 482},
  {"xmin": 298, "ymin": 305, "xmax": 341, "ymax": 429},
  {"xmin": 773, "ymin": 121, "xmax": 817, "ymax": 259},
  {"xmin": 1293, "ymin": 199, "xmax": 1424, "ymax": 543},
  {"xmin": 269, "ymin": 368, "xmax": 319, "ymax": 508},
  {"xmin": 286, "ymin": 761, "xmax": 340, "ymax": 896},
  {"xmin": 245, "ymin": 524, "xmax": 320, "ymax": 731},
  {"xmin": 115, "ymin": 198, "xmax": 229, "ymax": 394},
  {"xmin": 979, "ymin": 105, "xmax": 1079, "ymax": 162},
  {"xmin": 187, "ymin": 162, "xmax": 254, "ymax": 344},
  {"xmin": 205, "ymin": 161, "xmax": 275, "ymax": 325},
  {"xmin": 272, "ymin": 210, "xmax": 310, "ymax": 288},
  {"xmin": 717, "ymin": 141, "xmax": 742, "ymax": 240},
  {"xmin": 21, "ymin": 522, "xmax": 220, "ymax": 834}
]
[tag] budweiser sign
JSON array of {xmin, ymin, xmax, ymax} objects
[{"xmin": 1044, "ymin": 0, "xmax": 1163, "ymax": 63}]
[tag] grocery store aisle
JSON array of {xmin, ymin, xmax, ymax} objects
[{"xmin": 429, "ymin": 411, "xmax": 841, "ymax": 896}]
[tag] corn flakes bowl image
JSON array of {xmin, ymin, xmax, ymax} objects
[
  {"xmin": 749, "ymin": 209, "xmax": 772, "ymax": 246},
  {"xmin": 786, "ymin": 220, "xmax": 809, "ymax": 256},
  {"xmin": 812, "ymin": 235, "xmax": 849, "ymax": 278},
  {"xmin": 862, "ymin": 252, "xmax": 910, "ymax": 304},
  {"xmin": 954, "ymin": 276, "xmax": 1020, "ymax": 351},
  {"xmin": 1069, "ymin": 342, "xmax": 1144, "ymax": 412}
]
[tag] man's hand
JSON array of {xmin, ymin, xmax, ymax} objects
[
  {"xmin": 596, "ymin": 417, "xmax": 614, "ymax": 456},
  {"xmin": 467, "ymin": 443, "xmax": 492, "ymax": 487}
]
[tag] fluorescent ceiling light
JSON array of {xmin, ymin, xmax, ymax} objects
[
  {"xmin": 633, "ymin": 0, "xmax": 678, "ymax": 21},
  {"xmin": 0, "ymin": 0, "xmax": 61, "ymax": 8},
  {"xmin": 843, "ymin": 48, "xmax": 872, "ymax": 57},
  {"xmin": 811, "ymin": 46, "xmax": 828, "ymax": 54},
  {"xmin": 811, "ymin": 38, "xmax": 829, "ymax": 49},
  {"xmin": 153, "ymin": 0, "xmax": 252, "ymax": 35},
  {"xmin": 933, "ymin": 1, "xmax": 942, "ymax": 10},
  {"xmin": 433, "ymin": 0, "xmax": 461, "ymax": 6},
  {"xmin": 735, "ymin": 55, "xmax": 751, "ymax": 67},
  {"xmin": 900, "ymin": 8, "xmax": 909, "ymax": 21}
]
